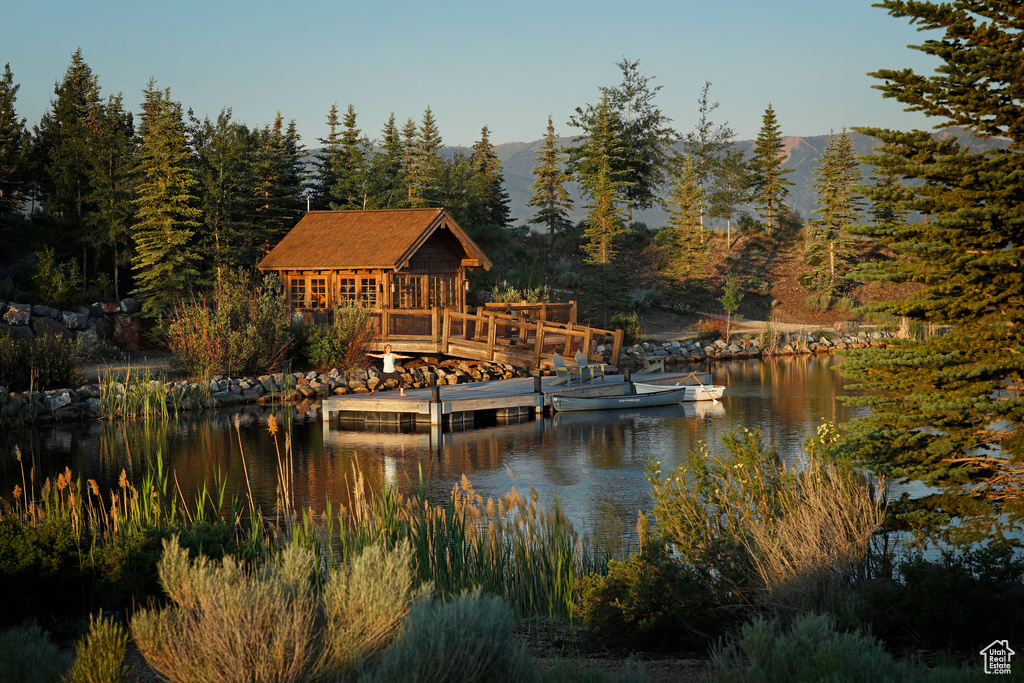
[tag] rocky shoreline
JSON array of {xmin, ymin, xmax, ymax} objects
[{"xmin": 1, "ymin": 320, "xmax": 895, "ymax": 426}]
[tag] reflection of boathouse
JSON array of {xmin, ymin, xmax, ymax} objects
[{"xmin": 258, "ymin": 208, "xmax": 624, "ymax": 368}]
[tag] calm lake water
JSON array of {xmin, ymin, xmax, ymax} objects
[{"xmin": 0, "ymin": 354, "xmax": 864, "ymax": 547}]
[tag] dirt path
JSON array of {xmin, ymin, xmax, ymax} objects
[{"xmin": 83, "ymin": 349, "xmax": 182, "ymax": 383}]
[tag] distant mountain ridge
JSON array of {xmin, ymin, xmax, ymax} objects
[{"xmin": 482, "ymin": 127, "xmax": 1008, "ymax": 229}]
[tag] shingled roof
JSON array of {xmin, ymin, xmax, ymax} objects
[{"xmin": 256, "ymin": 208, "xmax": 492, "ymax": 271}]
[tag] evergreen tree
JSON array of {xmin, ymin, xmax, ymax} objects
[
  {"xmin": 190, "ymin": 108, "xmax": 252, "ymax": 284},
  {"xmin": 572, "ymin": 91, "xmax": 627, "ymax": 264},
  {"xmin": 467, "ymin": 125, "xmax": 510, "ymax": 230},
  {"xmin": 0, "ymin": 63, "xmax": 30, "ymax": 232},
  {"xmin": 400, "ymin": 117, "xmax": 420, "ymax": 206},
  {"xmin": 329, "ymin": 104, "xmax": 368, "ymax": 210},
  {"xmin": 34, "ymin": 48, "xmax": 102, "ymax": 279},
  {"xmin": 680, "ymin": 82, "xmax": 734, "ymax": 237},
  {"xmin": 527, "ymin": 115, "xmax": 574, "ymax": 244},
  {"xmin": 312, "ymin": 103, "xmax": 342, "ymax": 210},
  {"xmin": 805, "ymin": 128, "xmax": 861, "ymax": 301},
  {"xmin": 431, "ymin": 152, "xmax": 474, "ymax": 226},
  {"xmin": 839, "ymin": 1, "xmax": 1024, "ymax": 546},
  {"xmin": 365, "ymin": 113, "xmax": 407, "ymax": 209},
  {"xmin": 605, "ymin": 58, "xmax": 675, "ymax": 223},
  {"xmin": 411, "ymin": 107, "xmax": 443, "ymax": 207},
  {"xmin": 710, "ymin": 148, "xmax": 753, "ymax": 248},
  {"xmin": 84, "ymin": 94, "xmax": 136, "ymax": 299},
  {"xmin": 131, "ymin": 81, "xmax": 201, "ymax": 318},
  {"xmin": 750, "ymin": 104, "xmax": 793, "ymax": 236},
  {"xmin": 663, "ymin": 154, "xmax": 706, "ymax": 278},
  {"xmin": 250, "ymin": 113, "xmax": 304, "ymax": 263}
]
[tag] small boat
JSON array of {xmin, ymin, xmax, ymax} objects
[
  {"xmin": 633, "ymin": 382, "xmax": 726, "ymax": 402},
  {"xmin": 551, "ymin": 387, "xmax": 691, "ymax": 412}
]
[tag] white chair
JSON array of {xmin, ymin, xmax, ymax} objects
[
  {"xmin": 551, "ymin": 352, "xmax": 578, "ymax": 386},
  {"xmin": 574, "ymin": 350, "xmax": 605, "ymax": 384}
]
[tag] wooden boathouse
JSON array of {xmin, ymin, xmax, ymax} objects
[{"xmin": 258, "ymin": 208, "xmax": 623, "ymax": 369}]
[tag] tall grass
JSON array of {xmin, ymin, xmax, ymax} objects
[
  {"xmin": 99, "ymin": 367, "xmax": 211, "ymax": 420},
  {"xmin": 304, "ymin": 304, "xmax": 376, "ymax": 372}
]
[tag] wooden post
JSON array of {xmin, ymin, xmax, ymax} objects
[
  {"xmin": 611, "ymin": 328, "xmax": 624, "ymax": 369},
  {"xmin": 569, "ymin": 301, "xmax": 578, "ymax": 325},
  {"xmin": 533, "ymin": 321, "xmax": 544, "ymax": 368},
  {"xmin": 540, "ymin": 302, "xmax": 548, "ymax": 322},
  {"xmin": 486, "ymin": 312, "xmax": 497, "ymax": 361},
  {"xmin": 381, "ymin": 309, "xmax": 390, "ymax": 343},
  {"xmin": 563, "ymin": 322, "xmax": 574, "ymax": 355},
  {"xmin": 431, "ymin": 307, "xmax": 441, "ymax": 347},
  {"xmin": 582, "ymin": 332, "xmax": 592, "ymax": 361},
  {"xmin": 442, "ymin": 309, "xmax": 452, "ymax": 354}
]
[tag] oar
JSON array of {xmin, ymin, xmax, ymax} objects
[{"xmin": 675, "ymin": 371, "xmax": 719, "ymax": 405}]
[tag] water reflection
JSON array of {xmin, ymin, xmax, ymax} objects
[{"xmin": 0, "ymin": 354, "xmax": 862, "ymax": 546}]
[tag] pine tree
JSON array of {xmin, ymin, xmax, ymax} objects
[
  {"xmin": 839, "ymin": 1, "xmax": 1024, "ymax": 546},
  {"xmin": 365, "ymin": 113, "xmax": 407, "ymax": 209},
  {"xmin": 750, "ymin": 104, "xmax": 793, "ymax": 236},
  {"xmin": 805, "ymin": 128, "xmax": 861, "ymax": 302},
  {"xmin": 84, "ymin": 94, "xmax": 136, "ymax": 299},
  {"xmin": 528, "ymin": 115, "xmax": 574, "ymax": 244},
  {"xmin": 605, "ymin": 58, "xmax": 675, "ymax": 224},
  {"xmin": 0, "ymin": 63, "xmax": 30, "ymax": 230},
  {"xmin": 400, "ymin": 117, "xmax": 421, "ymax": 206},
  {"xmin": 572, "ymin": 91, "xmax": 627, "ymax": 264},
  {"xmin": 663, "ymin": 154, "xmax": 706, "ymax": 278},
  {"xmin": 681, "ymin": 82, "xmax": 734, "ymax": 237},
  {"xmin": 312, "ymin": 103, "xmax": 342, "ymax": 210},
  {"xmin": 411, "ymin": 107, "xmax": 443, "ymax": 208},
  {"xmin": 190, "ymin": 107, "xmax": 252, "ymax": 285},
  {"xmin": 250, "ymin": 113, "xmax": 303, "ymax": 263},
  {"xmin": 329, "ymin": 104, "xmax": 368, "ymax": 210},
  {"xmin": 710, "ymin": 148, "xmax": 753, "ymax": 248},
  {"xmin": 131, "ymin": 81, "xmax": 201, "ymax": 317},
  {"xmin": 34, "ymin": 48, "xmax": 102, "ymax": 280},
  {"xmin": 467, "ymin": 125, "xmax": 510, "ymax": 230}
]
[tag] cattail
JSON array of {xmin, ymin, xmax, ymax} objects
[
  {"xmin": 267, "ymin": 414, "xmax": 279, "ymax": 435},
  {"xmin": 118, "ymin": 470, "xmax": 128, "ymax": 489},
  {"xmin": 88, "ymin": 479, "xmax": 100, "ymax": 497},
  {"xmin": 12, "ymin": 485, "xmax": 21, "ymax": 500}
]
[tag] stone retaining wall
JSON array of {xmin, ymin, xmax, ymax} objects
[{"xmin": 1, "ymin": 297, "xmax": 144, "ymax": 353}]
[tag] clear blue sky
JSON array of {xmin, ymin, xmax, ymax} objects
[{"xmin": 6, "ymin": 0, "xmax": 942, "ymax": 148}]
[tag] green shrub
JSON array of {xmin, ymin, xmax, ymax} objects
[
  {"xmin": 0, "ymin": 622, "xmax": 71, "ymax": 683},
  {"xmin": 32, "ymin": 246, "xmax": 81, "ymax": 311},
  {"xmin": 578, "ymin": 544, "xmax": 734, "ymax": 653},
  {"xmin": 707, "ymin": 614, "xmax": 984, "ymax": 683},
  {"xmin": 490, "ymin": 281, "xmax": 551, "ymax": 304},
  {"xmin": 65, "ymin": 613, "xmax": 128, "ymax": 683},
  {"xmin": 0, "ymin": 330, "xmax": 83, "ymax": 392},
  {"xmin": 607, "ymin": 311, "xmax": 643, "ymax": 346},
  {"xmin": 166, "ymin": 274, "xmax": 290, "ymax": 377},
  {"xmin": 868, "ymin": 545, "xmax": 1024, "ymax": 653},
  {"xmin": 305, "ymin": 305, "xmax": 375, "ymax": 372},
  {"xmin": 368, "ymin": 590, "xmax": 537, "ymax": 683}
]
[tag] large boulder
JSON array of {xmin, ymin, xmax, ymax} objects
[
  {"xmin": 3, "ymin": 303, "xmax": 31, "ymax": 327},
  {"xmin": 75, "ymin": 328, "xmax": 99, "ymax": 355},
  {"xmin": 62, "ymin": 311, "xmax": 88, "ymax": 330},
  {"xmin": 31, "ymin": 305, "xmax": 60, "ymax": 319},
  {"xmin": 31, "ymin": 316, "xmax": 73, "ymax": 341},
  {"xmin": 119, "ymin": 297, "xmax": 140, "ymax": 314}
]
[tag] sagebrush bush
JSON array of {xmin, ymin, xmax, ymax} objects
[
  {"xmin": 131, "ymin": 537, "xmax": 421, "ymax": 683},
  {"xmin": 165, "ymin": 274, "xmax": 290, "ymax": 377},
  {"xmin": 368, "ymin": 590, "xmax": 537, "ymax": 683},
  {"xmin": 707, "ymin": 614, "xmax": 984, "ymax": 683},
  {"xmin": 0, "ymin": 330, "xmax": 83, "ymax": 391},
  {"xmin": 65, "ymin": 613, "xmax": 128, "ymax": 683},
  {"xmin": 0, "ymin": 622, "xmax": 71, "ymax": 683}
]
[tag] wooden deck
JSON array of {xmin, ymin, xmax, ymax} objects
[
  {"xmin": 360, "ymin": 306, "xmax": 623, "ymax": 371},
  {"xmin": 322, "ymin": 370, "xmax": 713, "ymax": 427}
]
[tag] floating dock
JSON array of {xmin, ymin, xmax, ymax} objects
[{"xmin": 321, "ymin": 370, "xmax": 713, "ymax": 428}]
